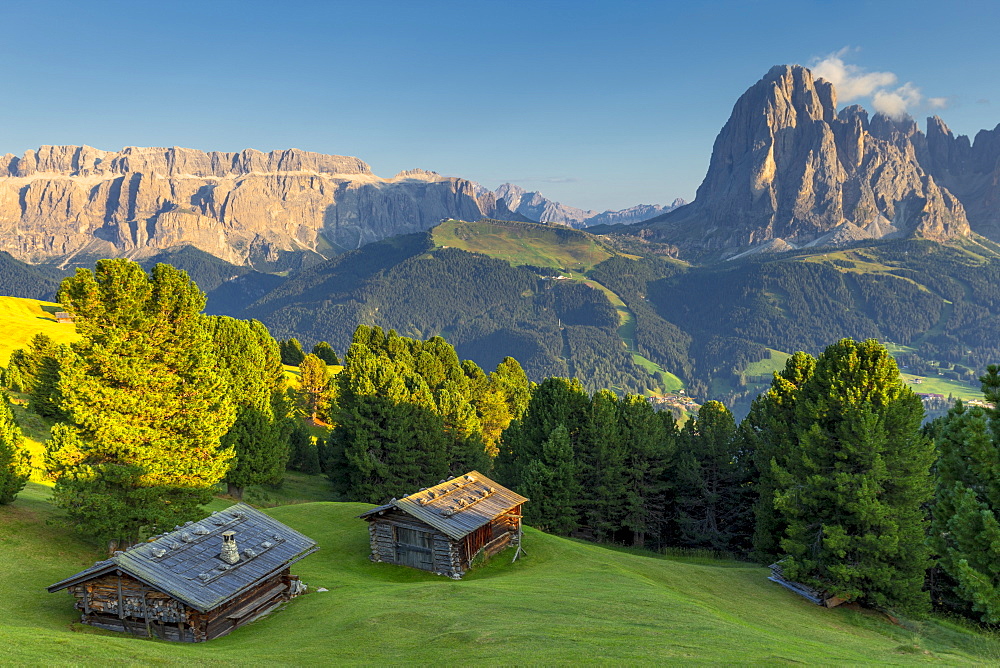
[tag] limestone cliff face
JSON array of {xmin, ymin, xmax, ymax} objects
[
  {"xmin": 0, "ymin": 146, "xmax": 487, "ymax": 266},
  {"xmin": 919, "ymin": 117, "xmax": 1000, "ymax": 240},
  {"xmin": 644, "ymin": 65, "xmax": 970, "ymax": 253}
]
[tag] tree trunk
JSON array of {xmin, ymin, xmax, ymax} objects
[{"xmin": 227, "ymin": 483, "xmax": 244, "ymax": 500}]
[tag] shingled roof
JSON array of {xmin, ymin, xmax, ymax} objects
[
  {"xmin": 358, "ymin": 471, "xmax": 527, "ymax": 540},
  {"xmin": 47, "ymin": 503, "xmax": 318, "ymax": 613}
]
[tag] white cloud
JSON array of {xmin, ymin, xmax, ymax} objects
[
  {"xmin": 811, "ymin": 51, "xmax": 897, "ymax": 101},
  {"xmin": 809, "ymin": 49, "xmax": 945, "ymax": 120}
]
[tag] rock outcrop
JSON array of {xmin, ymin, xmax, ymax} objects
[
  {"xmin": 0, "ymin": 146, "xmax": 487, "ymax": 267},
  {"xmin": 641, "ymin": 65, "xmax": 971, "ymax": 254}
]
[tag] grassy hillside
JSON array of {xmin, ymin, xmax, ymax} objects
[
  {"xmin": 3, "ymin": 484, "xmax": 1000, "ymax": 664},
  {"xmin": 0, "ymin": 297, "xmax": 79, "ymax": 366},
  {"xmin": 433, "ymin": 219, "xmax": 615, "ymax": 272}
]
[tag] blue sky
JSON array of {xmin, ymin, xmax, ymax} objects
[{"xmin": 2, "ymin": 0, "xmax": 999, "ymax": 211}]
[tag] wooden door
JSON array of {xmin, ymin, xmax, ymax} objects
[{"xmin": 394, "ymin": 526, "xmax": 434, "ymax": 570}]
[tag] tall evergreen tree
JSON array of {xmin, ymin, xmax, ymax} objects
[
  {"xmin": 311, "ymin": 341, "xmax": 339, "ymax": 365},
  {"xmin": 332, "ymin": 338, "xmax": 448, "ymax": 502},
  {"xmin": 496, "ymin": 376, "xmax": 589, "ymax": 491},
  {"xmin": 619, "ymin": 395, "xmax": 675, "ymax": 547},
  {"xmin": 521, "ymin": 424, "xmax": 580, "ymax": 535},
  {"xmin": 675, "ymin": 401, "xmax": 752, "ymax": 551},
  {"xmin": 741, "ymin": 351, "xmax": 816, "ymax": 561},
  {"xmin": 0, "ymin": 396, "xmax": 30, "ymax": 504},
  {"xmin": 773, "ymin": 339, "xmax": 933, "ymax": 614},
  {"xmin": 928, "ymin": 366, "xmax": 1000, "ymax": 622},
  {"xmin": 280, "ymin": 338, "xmax": 306, "ymax": 366},
  {"xmin": 208, "ymin": 316, "xmax": 288, "ymax": 499},
  {"xmin": 45, "ymin": 260, "xmax": 236, "ymax": 549},
  {"xmin": 580, "ymin": 390, "xmax": 626, "ymax": 540}
]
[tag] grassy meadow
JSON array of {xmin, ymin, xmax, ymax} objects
[
  {"xmin": 0, "ymin": 297, "xmax": 78, "ymax": 366},
  {"xmin": 432, "ymin": 219, "xmax": 614, "ymax": 272},
  {"xmin": 3, "ymin": 482, "xmax": 1000, "ymax": 665}
]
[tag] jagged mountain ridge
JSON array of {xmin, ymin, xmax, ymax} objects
[
  {"xmin": 637, "ymin": 65, "xmax": 972, "ymax": 255},
  {"xmin": 493, "ymin": 182, "xmax": 682, "ymax": 228},
  {"xmin": 0, "ymin": 145, "xmax": 492, "ymax": 268},
  {"xmin": 0, "ymin": 144, "xmax": 677, "ymax": 269}
]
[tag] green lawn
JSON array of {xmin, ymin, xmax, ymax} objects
[
  {"xmin": 0, "ymin": 296, "xmax": 79, "ymax": 366},
  {"xmin": 4, "ymin": 484, "xmax": 1000, "ymax": 664}
]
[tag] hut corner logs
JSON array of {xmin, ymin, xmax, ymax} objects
[
  {"xmin": 359, "ymin": 470, "xmax": 527, "ymax": 578},
  {"xmin": 47, "ymin": 503, "xmax": 318, "ymax": 642}
]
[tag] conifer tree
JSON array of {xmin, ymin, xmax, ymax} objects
[
  {"xmin": 280, "ymin": 338, "xmax": 306, "ymax": 366},
  {"xmin": 209, "ymin": 316, "xmax": 288, "ymax": 499},
  {"xmin": 287, "ymin": 418, "xmax": 322, "ymax": 475},
  {"xmin": 675, "ymin": 401, "xmax": 752, "ymax": 551},
  {"xmin": 774, "ymin": 339, "xmax": 933, "ymax": 613},
  {"xmin": 311, "ymin": 341, "xmax": 339, "ymax": 365},
  {"xmin": 332, "ymin": 339, "xmax": 448, "ymax": 502},
  {"xmin": 740, "ymin": 351, "xmax": 816, "ymax": 561},
  {"xmin": 619, "ymin": 394, "xmax": 675, "ymax": 547},
  {"xmin": 928, "ymin": 366, "xmax": 1000, "ymax": 622},
  {"xmin": 495, "ymin": 376, "xmax": 589, "ymax": 491},
  {"xmin": 0, "ymin": 396, "xmax": 30, "ymax": 504},
  {"xmin": 521, "ymin": 424, "xmax": 580, "ymax": 535},
  {"xmin": 580, "ymin": 390, "xmax": 625, "ymax": 540},
  {"xmin": 45, "ymin": 260, "xmax": 236, "ymax": 548}
]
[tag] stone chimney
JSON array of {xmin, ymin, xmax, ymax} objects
[{"xmin": 220, "ymin": 531, "xmax": 240, "ymax": 564}]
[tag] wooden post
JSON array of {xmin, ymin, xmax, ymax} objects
[{"xmin": 116, "ymin": 571, "xmax": 125, "ymax": 620}]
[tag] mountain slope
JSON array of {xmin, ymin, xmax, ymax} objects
[{"xmin": 5, "ymin": 484, "xmax": 999, "ymax": 664}]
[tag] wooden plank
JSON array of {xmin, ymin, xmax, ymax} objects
[{"xmin": 225, "ymin": 583, "xmax": 286, "ymax": 620}]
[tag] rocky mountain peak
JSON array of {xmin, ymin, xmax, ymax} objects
[{"xmin": 638, "ymin": 64, "xmax": 970, "ymax": 254}]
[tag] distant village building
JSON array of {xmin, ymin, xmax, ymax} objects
[
  {"xmin": 47, "ymin": 503, "xmax": 318, "ymax": 642},
  {"xmin": 359, "ymin": 471, "xmax": 527, "ymax": 579}
]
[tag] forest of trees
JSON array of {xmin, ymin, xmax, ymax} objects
[{"xmin": 3, "ymin": 258, "xmax": 1000, "ymax": 621}]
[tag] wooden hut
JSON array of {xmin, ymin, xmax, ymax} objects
[
  {"xmin": 54, "ymin": 311, "xmax": 73, "ymax": 323},
  {"xmin": 359, "ymin": 471, "xmax": 527, "ymax": 579},
  {"xmin": 47, "ymin": 503, "xmax": 319, "ymax": 642}
]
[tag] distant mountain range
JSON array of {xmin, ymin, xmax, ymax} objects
[
  {"xmin": 7, "ymin": 64, "xmax": 1000, "ymax": 413},
  {"xmin": 0, "ymin": 145, "xmax": 674, "ymax": 269}
]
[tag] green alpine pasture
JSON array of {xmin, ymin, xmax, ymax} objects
[
  {"xmin": 4, "ymin": 482, "xmax": 1000, "ymax": 665},
  {"xmin": 432, "ymin": 218, "xmax": 614, "ymax": 272},
  {"xmin": 0, "ymin": 297, "xmax": 78, "ymax": 366}
]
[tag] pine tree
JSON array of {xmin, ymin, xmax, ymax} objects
[
  {"xmin": 280, "ymin": 338, "xmax": 306, "ymax": 366},
  {"xmin": 0, "ymin": 396, "xmax": 30, "ymax": 504},
  {"xmin": 45, "ymin": 260, "xmax": 236, "ymax": 549},
  {"xmin": 928, "ymin": 366, "xmax": 1000, "ymax": 622},
  {"xmin": 311, "ymin": 341, "xmax": 339, "ymax": 365},
  {"xmin": 774, "ymin": 339, "xmax": 933, "ymax": 614},
  {"xmin": 521, "ymin": 424, "xmax": 580, "ymax": 535},
  {"xmin": 741, "ymin": 351, "xmax": 816, "ymax": 561},
  {"xmin": 495, "ymin": 376, "xmax": 589, "ymax": 491},
  {"xmin": 209, "ymin": 316, "xmax": 288, "ymax": 499},
  {"xmin": 579, "ymin": 390, "xmax": 627, "ymax": 540},
  {"xmin": 333, "ymin": 339, "xmax": 448, "ymax": 502},
  {"xmin": 287, "ymin": 418, "xmax": 322, "ymax": 475},
  {"xmin": 675, "ymin": 401, "xmax": 752, "ymax": 551},
  {"xmin": 618, "ymin": 394, "xmax": 674, "ymax": 547}
]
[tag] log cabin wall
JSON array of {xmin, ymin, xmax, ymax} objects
[{"xmin": 66, "ymin": 569, "xmax": 296, "ymax": 642}]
